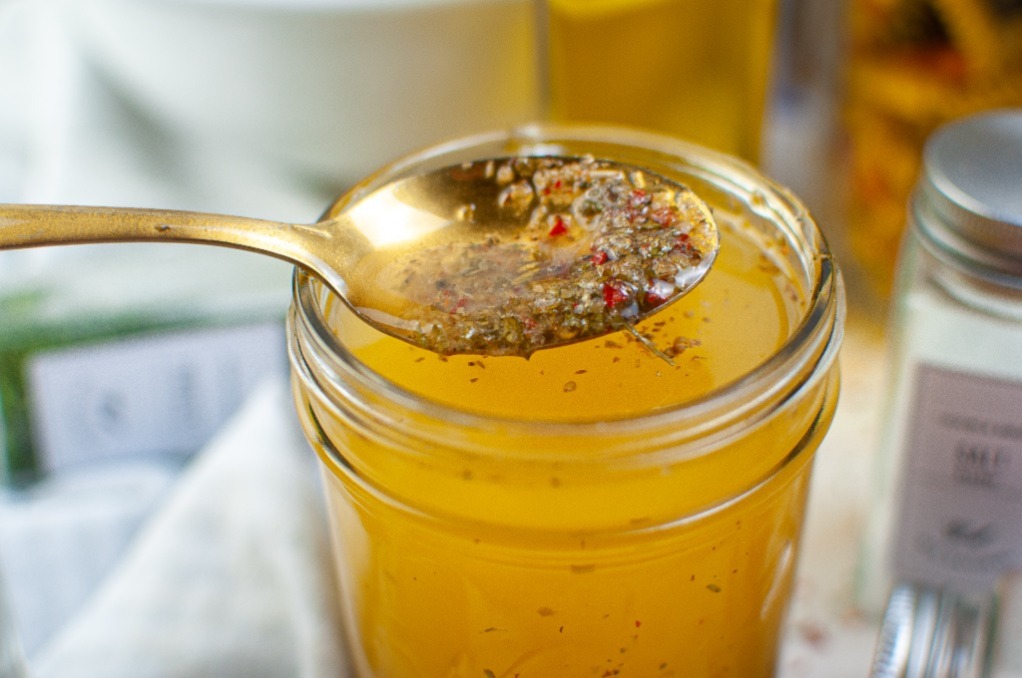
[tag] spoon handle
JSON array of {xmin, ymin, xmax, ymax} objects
[
  {"xmin": 0, "ymin": 203, "xmax": 297, "ymax": 254},
  {"xmin": 0, "ymin": 204, "xmax": 353, "ymax": 292}
]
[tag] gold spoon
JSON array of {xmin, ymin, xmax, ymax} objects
[{"xmin": 0, "ymin": 156, "xmax": 718, "ymax": 357}]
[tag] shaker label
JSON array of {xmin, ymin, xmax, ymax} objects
[
  {"xmin": 27, "ymin": 322, "xmax": 286, "ymax": 472},
  {"xmin": 893, "ymin": 363, "xmax": 1022, "ymax": 589}
]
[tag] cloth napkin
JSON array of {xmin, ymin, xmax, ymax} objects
[{"xmin": 30, "ymin": 376, "xmax": 349, "ymax": 678}]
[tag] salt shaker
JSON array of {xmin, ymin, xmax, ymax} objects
[{"xmin": 858, "ymin": 109, "xmax": 1022, "ymax": 675}]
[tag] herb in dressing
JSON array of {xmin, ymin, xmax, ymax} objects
[{"xmin": 361, "ymin": 156, "xmax": 718, "ymax": 357}]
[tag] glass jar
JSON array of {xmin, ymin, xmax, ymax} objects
[
  {"xmin": 538, "ymin": 0, "xmax": 779, "ymax": 164},
  {"xmin": 857, "ymin": 111, "xmax": 1022, "ymax": 671},
  {"xmin": 287, "ymin": 124, "xmax": 844, "ymax": 677}
]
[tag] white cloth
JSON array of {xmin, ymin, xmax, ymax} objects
[{"xmin": 30, "ymin": 377, "xmax": 349, "ymax": 678}]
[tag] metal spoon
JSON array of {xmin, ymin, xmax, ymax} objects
[{"xmin": 0, "ymin": 156, "xmax": 718, "ymax": 357}]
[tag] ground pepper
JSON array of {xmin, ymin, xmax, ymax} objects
[{"xmin": 381, "ymin": 156, "xmax": 718, "ymax": 357}]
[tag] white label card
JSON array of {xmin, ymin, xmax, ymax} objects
[
  {"xmin": 893, "ymin": 363, "xmax": 1022, "ymax": 590},
  {"xmin": 28, "ymin": 322, "xmax": 286, "ymax": 471}
]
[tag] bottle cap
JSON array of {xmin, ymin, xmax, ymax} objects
[{"xmin": 914, "ymin": 109, "xmax": 1022, "ymax": 281}]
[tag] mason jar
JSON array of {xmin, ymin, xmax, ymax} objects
[{"xmin": 288, "ymin": 124, "xmax": 844, "ymax": 677}]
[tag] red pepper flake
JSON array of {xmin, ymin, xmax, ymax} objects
[
  {"xmin": 635, "ymin": 620, "xmax": 642, "ymax": 628},
  {"xmin": 626, "ymin": 189, "xmax": 651, "ymax": 214},
  {"xmin": 644, "ymin": 290, "xmax": 667, "ymax": 307},
  {"xmin": 602, "ymin": 282, "xmax": 628, "ymax": 308},
  {"xmin": 650, "ymin": 206, "xmax": 678, "ymax": 227},
  {"xmin": 591, "ymin": 249, "xmax": 609, "ymax": 265},
  {"xmin": 675, "ymin": 232, "xmax": 695, "ymax": 254},
  {"xmin": 548, "ymin": 215, "xmax": 568, "ymax": 237}
]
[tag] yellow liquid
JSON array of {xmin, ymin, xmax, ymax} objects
[
  {"xmin": 295, "ymin": 220, "xmax": 838, "ymax": 676},
  {"xmin": 543, "ymin": 0, "xmax": 778, "ymax": 163}
]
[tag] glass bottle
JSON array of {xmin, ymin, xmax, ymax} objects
[
  {"xmin": 859, "ymin": 110, "xmax": 1022, "ymax": 673},
  {"xmin": 537, "ymin": 0, "xmax": 779, "ymax": 164}
]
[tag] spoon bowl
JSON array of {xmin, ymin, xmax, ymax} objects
[{"xmin": 0, "ymin": 156, "xmax": 718, "ymax": 357}]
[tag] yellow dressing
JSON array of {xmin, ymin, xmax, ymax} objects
[
  {"xmin": 293, "ymin": 217, "xmax": 837, "ymax": 676},
  {"xmin": 332, "ymin": 219, "xmax": 797, "ymax": 421}
]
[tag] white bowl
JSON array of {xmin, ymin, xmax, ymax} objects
[{"xmin": 63, "ymin": 0, "xmax": 540, "ymax": 188}]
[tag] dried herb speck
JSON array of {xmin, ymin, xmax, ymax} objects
[{"xmin": 379, "ymin": 156, "xmax": 718, "ymax": 357}]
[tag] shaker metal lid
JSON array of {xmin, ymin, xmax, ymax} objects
[{"xmin": 916, "ymin": 109, "xmax": 1022, "ymax": 276}]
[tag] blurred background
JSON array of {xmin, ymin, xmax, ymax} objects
[{"xmin": 0, "ymin": 0, "xmax": 1020, "ymax": 674}]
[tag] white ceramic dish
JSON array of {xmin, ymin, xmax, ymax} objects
[{"xmin": 63, "ymin": 0, "xmax": 539, "ymax": 188}]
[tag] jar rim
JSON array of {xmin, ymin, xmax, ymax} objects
[{"xmin": 289, "ymin": 123, "xmax": 844, "ymax": 451}]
